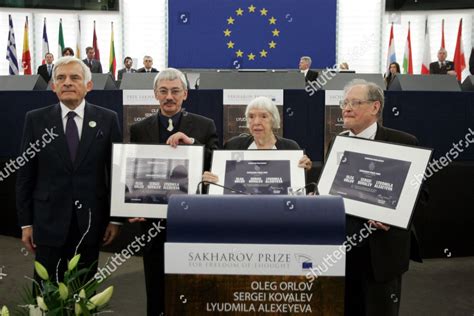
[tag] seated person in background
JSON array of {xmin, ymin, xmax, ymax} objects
[
  {"xmin": 429, "ymin": 48, "xmax": 456, "ymax": 75},
  {"xmin": 62, "ymin": 47, "xmax": 74, "ymax": 56},
  {"xmin": 117, "ymin": 56, "xmax": 137, "ymax": 80},
  {"xmin": 384, "ymin": 61, "xmax": 400, "ymax": 89},
  {"xmin": 137, "ymin": 56, "xmax": 158, "ymax": 73},
  {"xmin": 339, "ymin": 62, "xmax": 349, "ymax": 70},
  {"xmin": 203, "ymin": 96, "xmax": 312, "ymax": 183},
  {"xmin": 299, "ymin": 56, "xmax": 318, "ymax": 83},
  {"xmin": 37, "ymin": 52, "xmax": 54, "ymax": 83},
  {"xmin": 83, "ymin": 47, "xmax": 103, "ymax": 73}
]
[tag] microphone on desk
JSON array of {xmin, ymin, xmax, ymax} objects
[
  {"xmin": 195, "ymin": 181, "xmax": 250, "ymax": 195},
  {"xmin": 290, "ymin": 182, "xmax": 319, "ymax": 195}
]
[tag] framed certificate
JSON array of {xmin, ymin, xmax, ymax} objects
[
  {"xmin": 110, "ymin": 143, "xmax": 204, "ymax": 218},
  {"xmin": 318, "ymin": 136, "xmax": 432, "ymax": 229},
  {"xmin": 208, "ymin": 150, "xmax": 305, "ymax": 195}
]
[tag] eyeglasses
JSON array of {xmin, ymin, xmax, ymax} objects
[
  {"xmin": 157, "ymin": 88, "xmax": 183, "ymax": 96},
  {"xmin": 339, "ymin": 99, "xmax": 375, "ymax": 110}
]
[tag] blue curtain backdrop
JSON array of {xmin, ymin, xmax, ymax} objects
[{"xmin": 168, "ymin": 0, "xmax": 336, "ymax": 69}]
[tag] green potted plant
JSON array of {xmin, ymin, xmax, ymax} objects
[{"xmin": 24, "ymin": 254, "xmax": 113, "ymax": 316}]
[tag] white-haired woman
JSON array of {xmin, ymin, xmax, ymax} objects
[{"xmin": 203, "ymin": 96, "xmax": 312, "ymax": 183}]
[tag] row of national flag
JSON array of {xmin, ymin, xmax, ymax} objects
[
  {"xmin": 6, "ymin": 15, "xmax": 117, "ymax": 79},
  {"xmin": 387, "ymin": 18, "xmax": 468, "ymax": 81}
]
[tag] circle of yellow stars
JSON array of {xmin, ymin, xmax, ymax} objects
[{"xmin": 223, "ymin": 4, "xmax": 280, "ymax": 62}]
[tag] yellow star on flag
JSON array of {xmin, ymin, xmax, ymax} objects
[
  {"xmin": 260, "ymin": 50, "xmax": 268, "ymax": 58},
  {"xmin": 248, "ymin": 5, "xmax": 256, "ymax": 13},
  {"xmin": 260, "ymin": 8, "xmax": 268, "ymax": 16},
  {"xmin": 248, "ymin": 53, "xmax": 256, "ymax": 60},
  {"xmin": 235, "ymin": 8, "xmax": 244, "ymax": 16},
  {"xmin": 268, "ymin": 41, "xmax": 277, "ymax": 49},
  {"xmin": 223, "ymin": 29, "xmax": 231, "ymax": 37},
  {"xmin": 227, "ymin": 41, "xmax": 235, "ymax": 49},
  {"xmin": 269, "ymin": 17, "xmax": 277, "ymax": 25},
  {"xmin": 272, "ymin": 28, "xmax": 280, "ymax": 37},
  {"xmin": 227, "ymin": 17, "xmax": 235, "ymax": 24},
  {"xmin": 236, "ymin": 50, "xmax": 244, "ymax": 57}
]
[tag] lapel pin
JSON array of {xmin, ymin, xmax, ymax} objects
[{"xmin": 89, "ymin": 121, "xmax": 97, "ymax": 128}]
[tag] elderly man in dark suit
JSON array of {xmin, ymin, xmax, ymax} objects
[
  {"xmin": 16, "ymin": 56, "xmax": 121, "ymax": 283},
  {"xmin": 299, "ymin": 56, "xmax": 319, "ymax": 83},
  {"xmin": 37, "ymin": 52, "xmax": 54, "ymax": 83},
  {"xmin": 129, "ymin": 68, "xmax": 218, "ymax": 315},
  {"xmin": 137, "ymin": 55, "xmax": 158, "ymax": 73},
  {"xmin": 83, "ymin": 46, "xmax": 103, "ymax": 73},
  {"xmin": 332, "ymin": 79, "xmax": 425, "ymax": 316},
  {"xmin": 429, "ymin": 48, "xmax": 456, "ymax": 75}
]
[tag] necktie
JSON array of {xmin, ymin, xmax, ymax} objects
[
  {"xmin": 47, "ymin": 65, "xmax": 52, "ymax": 75},
  {"xmin": 167, "ymin": 118, "xmax": 174, "ymax": 132},
  {"xmin": 66, "ymin": 111, "xmax": 79, "ymax": 162}
]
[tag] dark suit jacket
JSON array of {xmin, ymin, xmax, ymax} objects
[
  {"xmin": 16, "ymin": 102, "xmax": 121, "ymax": 247},
  {"xmin": 429, "ymin": 60, "xmax": 455, "ymax": 74},
  {"xmin": 329, "ymin": 124, "xmax": 424, "ymax": 282},
  {"xmin": 384, "ymin": 73, "xmax": 397, "ymax": 90},
  {"xmin": 305, "ymin": 69, "xmax": 319, "ymax": 83},
  {"xmin": 129, "ymin": 110, "xmax": 217, "ymax": 315},
  {"xmin": 117, "ymin": 68, "xmax": 137, "ymax": 80},
  {"xmin": 37, "ymin": 64, "xmax": 53, "ymax": 83},
  {"xmin": 83, "ymin": 59, "xmax": 103, "ymax": 73},
  {"xmin": 225, "ymin": 134, "xmax": 300, "ymax": 150},
  {"xmin": 137, "ymin": 67, "xmax": 158, "ymax": 73},
  {"xmin": 130, "ymin": 110, "xmax": 218, "ymax": 171}
]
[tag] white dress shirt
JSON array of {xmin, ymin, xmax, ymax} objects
[
  {"xmin": 248, "ymin": 141, "xmax": 277, "ymax": 149},
  {"xmin": 347, "ymin": 121, "xmax": 378, "ymax": 140}
]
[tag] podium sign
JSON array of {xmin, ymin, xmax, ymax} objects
[
  {"xmin": 165, "ymin": 195, "xmax": 346, "ymax": 315},
  {"xmin": 122, "ymin": 90, "xmax": 159, "ymax": 143}
]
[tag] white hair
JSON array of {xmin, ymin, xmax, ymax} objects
[
  {"xmin": 52, "ymin": 56, "xmax": 92, "ymax": 85},
  {"xmin": 343, "ymin": 79, "xmax": 384, "ymax": 117},
  {"xmin": 153, "ymin": 68, "xmax": 188, "ymax": 90},
  {"xmin": 245, "ymin": 96, "xmax": 280, "ymax": 129},
  {"xmin": 300, "ymin": 56, "xmax": 312, "ymax": 66}
]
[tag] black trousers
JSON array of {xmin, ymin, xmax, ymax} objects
[
  {"xmin": 34, "ymin": 213, "xmax": 99, "ymax": 287},
  {"xmin": 345, "ymin": 245, "xmax": 402, "ymax": 316},
  {"xmin": 142, "ymin": 219, "xmax": 166, "ymax": 316}
]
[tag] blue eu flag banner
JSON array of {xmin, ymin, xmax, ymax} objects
[{"xmin": 169, "ymin": 0, "xmax": 336, "ymax": 69}]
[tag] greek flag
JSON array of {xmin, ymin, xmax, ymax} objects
[{"xmin": 6, "ymin": 14, "xmax": 19, "ymax": 75}]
